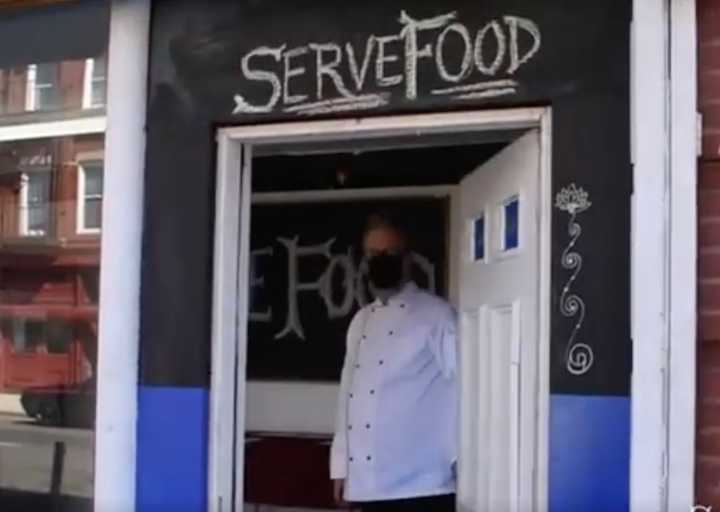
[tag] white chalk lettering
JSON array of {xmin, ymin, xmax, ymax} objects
[
  {"xmin": 504, "ymin": 15, "xmax": 541, "ymax": 75},
  {"xmin": 436, "ymin": 23, "xmax": 473, "ymax": 83},
  {"xmin": 310, "ymin": 42, "xmax": 353, "ymax": 100},
  {"xmin": 275, "ymin": 236, "xmax": 334, "ymax": 340},
  {"xmin": 283, "ymin": 94, "xmax": 389, "ymax": 116},
  {"xmin": 375, "ymin": 35, "xmax": 403, "ymax": 87},
  {"xmin": 320, "ymin": 248, "xmax": 356, "ymax": 318},
  {"xmin": 283, "ymin": 46, "xmax": 309, "ymax": 105},
  {"xmin": 345, "ymin": 37, "xmax": 376, "ymax": 91},
  {"xmin": 233, "ymin": 10, "xmax": 542, "ymax": 115},
  {"xmin": 233, "ymin": 45, "xmax": 285, "ymax": 114},
  {"xmin": 474, "ymin": 21, "xmax": 506, "ymax": 76},
  {"xmin": 399, "ymin": 10, "xmax": 456, "ymax": 100},
  {"xmin": 250, "ymin": 236, "xmax": 437, "ymax": 341}
]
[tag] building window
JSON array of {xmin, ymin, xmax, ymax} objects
[
  {"xmin": 19, "ymin": 170, "xmax": 51, "ymax": 237},
  {"xmin": 25, "ymin": 63, "xmax": 60, "ymax": 111},
  {"xmin": 82, "ymin": 57, "xmax": 106, "ymax": 109},
  {"xmin": 11, "ymin": 318, "xmax": 44, "ymax": 353},
  {"xmin": 77, "ymin": 160, "xmax": 103, "ymax": 233},
  {"xmin": 11, "ymin": 318, "xmax": 73, "ymax": 354}
]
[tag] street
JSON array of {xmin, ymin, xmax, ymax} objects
[{"xmin": 0, "ymin": 412, "xmax": 93, "ymax": 501}]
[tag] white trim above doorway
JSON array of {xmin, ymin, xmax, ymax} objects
[{"xmin": 209, "ymin": 107, "xmax": 552, "ymax": 512}]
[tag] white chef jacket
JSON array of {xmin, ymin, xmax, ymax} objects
[{"xmin": 330, "ymin": 281, "xmax": 458, "ymax": 502}]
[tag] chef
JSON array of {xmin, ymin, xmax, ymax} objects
[{"xmin": 330, "ymin": 212, "xmax": 458, "ymax": 512}]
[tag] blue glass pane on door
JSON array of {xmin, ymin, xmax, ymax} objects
[
  {"xmin": 474, "ymin": 216, "xmax": 485, "ymax": 261},
  {"xmin": 504, "ymin": 197, "xmax": 519, "ymax": 250}
]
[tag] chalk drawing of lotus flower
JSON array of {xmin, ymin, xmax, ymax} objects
[{"xmin": 555, "ymin": 184, "xmax": 592, "ymax": 215}]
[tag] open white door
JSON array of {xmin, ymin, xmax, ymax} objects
[{"xmin": 456, "ymin": 131, "xmax": 540, "ymax": 512}]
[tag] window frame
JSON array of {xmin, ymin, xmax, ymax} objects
[
  {"xmin": 82, "ymin": 57, "xmax": 106, "ymax": 109},
  {"xmin": 25, "ymin": 62, "xmax": 59, "ymax": 112},
  {"xmin": 76, "ymin": 158, "xmax": 103, "ymax": 234},
  {"xmin": 18, "ymin": 167, "xmax": 52, "ymax": 237}
]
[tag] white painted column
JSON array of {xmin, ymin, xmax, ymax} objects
[
  {"xmin": 668, "ymin": 0, "xmax": 698, "ymax": 509},
  {"xmin": 630, "ymin": 0, "xmax": 671, "ymax": 511},
  {"xmin": 93, "ymin": 0, "xmax": 150, "ymax": 510},
  {"xmin": 631, "ymin": 1, "xmax": 699, "ymax": 510},
  {"xmin": 630, "ymin": 0, "xmax": 670, "ymax": 512}
]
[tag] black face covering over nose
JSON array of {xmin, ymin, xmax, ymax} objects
[{"xmin": 367, "ymin": 252, "xmax": 405, "ymax": 290}]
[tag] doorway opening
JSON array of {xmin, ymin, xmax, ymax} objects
[{"xmin": 209, "ymin": 109, "xmax": 552, "ymax": 512}]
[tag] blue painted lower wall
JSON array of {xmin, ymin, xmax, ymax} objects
[
  {"xmin": 134, "ymin": 388, "xmax": 629, "ymax": 511},
  {"xmin": 136, "ymin": 386, "xmax": 209, "ymax": 512},
  {"xmin": 549, "ymin": 394, "xmax": 630, "ymax": 512}
]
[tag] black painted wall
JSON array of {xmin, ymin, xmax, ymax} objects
[{"xmin": 142, "ymin": 0, "xmax": 631, "ymax": 395}]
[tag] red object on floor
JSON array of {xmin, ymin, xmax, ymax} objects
[{"xmin": 244, "ymin": 435, "xmax": 339, "ymax": 509}]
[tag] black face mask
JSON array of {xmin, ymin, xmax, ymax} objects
[{"xmin": 367, "ymin": 252, "xmax": 405, "ymax": 290}]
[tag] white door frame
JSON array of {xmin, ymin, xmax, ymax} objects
[
  {"xmin": 208, "ymin": 107, "xmax": 553, "ymax": 512},
  {"xmin": 630, "ymin": 1, "xmax": 698, "ymax": 510}
]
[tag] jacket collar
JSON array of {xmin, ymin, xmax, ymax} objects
[{"xmin": 371, "ymin": 280, "xmax": 419, "ymax": 307}]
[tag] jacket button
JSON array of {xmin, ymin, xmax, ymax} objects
[
  {"xmin": 388, "ymin": 330, "xmax": 394, "ymax": 336},
  {"xmin": 355, "ymin": 364, "xmax": 360, "ymax": 369},
  {"xmin": 349, "ymin": 457, "xmax": 354, "ymax": 462},
  {"xmin": 400, "ymin": 304, "xmax": 406, "ymax": 308},
  {"xmin": 370, "ymin": 390, "xmax": 375, "ymax": 395},
  {"xmin": 379, "ymin": 360, "xmax": 384, "ymax": 365},
  {"xmin": 348, "ymin": 425, "xmax": 353, "ymax": 430},
  {"xmin": 349, "ymin": 393, "xmax": 354, "ymax": 398},
  {"xmin": 366, "ymin": 455, "xmax": 372, "ymax": 461},
  {"xmin": 366, "ymin": 423, "xmax": 371, "ymax": 429}
]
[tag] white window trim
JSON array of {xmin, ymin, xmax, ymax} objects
[
  {"xmin": 25, "ymin": 64, "xmax": 37, "ymax": 112},
  {"xmin": 0, "ymin": 116, "xmax": 105, "ymax": 143},
  {"xmin": 25, "ymin": 63, "xmax": 57, "ymax": 112},
  {"xmin": 82, "ymin": 58, "xmax": 94, "ymax": 109},
  {"xmin": 18, "ymin": 172, "xmax": 30, "ymax": 235},
  {"xmin": 83, "ymin": 58, "xmax": 106, "ymax": 110},
  {"xmin": 76, "ymin": 160, "xmax": 103, "ymax": 235},
  {"xmin": 18, "ymin": 170, "xmax": 50, "ymax": 237}
]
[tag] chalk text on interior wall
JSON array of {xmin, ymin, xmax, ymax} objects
[
  {"xmin": 249, "ymin": 237, "xmax": 436, "ymax": 340},
  {"xmin": 233, "ymin": 10, "xmax": 541, "ymax": 116}
]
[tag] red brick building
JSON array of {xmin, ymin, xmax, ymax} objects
[{"xmin": 0, "ymin": 55, "xmax": 105, "ymax": 393}]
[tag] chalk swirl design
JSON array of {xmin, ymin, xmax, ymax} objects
[{"xmin": 555, "ymin": 184, "xmax": 593, "ymax": 376}]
